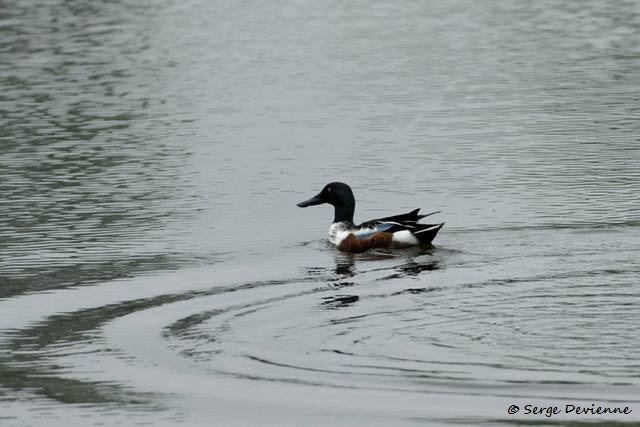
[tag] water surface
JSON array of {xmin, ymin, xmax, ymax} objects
[{"xmin": 1, "ymin": 0, "xmax": 639, "ymax": 425}]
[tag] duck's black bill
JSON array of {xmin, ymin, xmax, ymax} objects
[{"xmin": 297, "ymin": 193, "xmax": 324, "ymax": 208}]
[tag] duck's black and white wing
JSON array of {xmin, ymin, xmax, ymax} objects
[{"xmin": 356, "ymin": 209, "xmax": 444, "ymax": 244}]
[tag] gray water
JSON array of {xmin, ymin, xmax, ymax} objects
[{"xmin": 1, "ymin": 0, "xmax": 640, "ymax": 425}]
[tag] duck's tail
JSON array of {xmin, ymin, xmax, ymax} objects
[{"xmin": 412, "ymin": 222, "xmax": 445, "ymax": 244}]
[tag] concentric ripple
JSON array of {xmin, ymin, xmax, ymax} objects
[
  {"xmin": 3, "ymin": 225, "xmax": 638, "ymax": 425},
  {"xmin": 155, "ymin": 233, "xmax": 640, "ymax": 393}
]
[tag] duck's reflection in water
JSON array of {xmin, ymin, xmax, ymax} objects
[
  {"xmin": 320, "ymin": 294, "xmax": 360, "ymax": 309},
  {"xmin": 317, "ymin": 247, "xmax": 441, "ymax": 310},
  {"xmin": 334, "ymin": 246, "xmax": 440, "ymax": 278}
]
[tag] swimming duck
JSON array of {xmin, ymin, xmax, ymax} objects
[{"xmin": 297, "ymin": 182, "xmax": 444, "ymax": 253}]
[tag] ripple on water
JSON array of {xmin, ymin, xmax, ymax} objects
[{"xmin": 1, "ymin": 224, "xmax": 639, "ymax": 423}]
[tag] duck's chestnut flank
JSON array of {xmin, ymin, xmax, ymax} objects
[
  {"xmin": 297, "ymin": 182, "xmax": 444, "ymax": 253},
  {"xmin": 338, "ymin": 232, "xmax": 394, "ymax": 253}
]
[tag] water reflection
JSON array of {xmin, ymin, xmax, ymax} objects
[{"xmin": 321, "ymin": 294, "xmax": 359, "ymax": 309}]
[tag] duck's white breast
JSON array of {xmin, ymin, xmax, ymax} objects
[{"xmin": 328, "ymin": 222, "xmax": 352, "ymax": 246}]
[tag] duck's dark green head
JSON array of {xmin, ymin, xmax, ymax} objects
[{"xmin": 297, "ymin": 182, "xmax": 355, "ymax": 223}]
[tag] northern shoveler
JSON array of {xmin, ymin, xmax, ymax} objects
[{"xmin": 297, "ymin": 182, "xmax": 444, "ymax": 253}]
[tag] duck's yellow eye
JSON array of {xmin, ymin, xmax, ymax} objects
[{"xmin": 327, "ymin": 187, "xmax": 332, "ymax": 192}]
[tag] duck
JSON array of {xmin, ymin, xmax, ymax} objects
[{"xmin": 297, "ymin": 182, "xmax": 444, "ymax": 253}]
